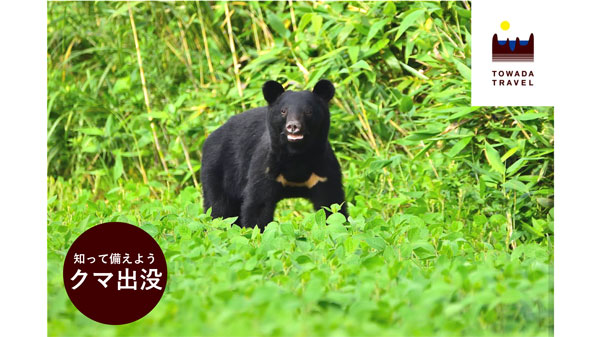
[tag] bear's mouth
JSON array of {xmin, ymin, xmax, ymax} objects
[{"xmin": 286, "ymin": 133, "xmax": 304, "ymax": 142}]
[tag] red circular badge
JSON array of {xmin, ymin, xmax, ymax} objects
[{"xmin": 63, "ymin": 222, "xmax": 167, "ymax": 325}]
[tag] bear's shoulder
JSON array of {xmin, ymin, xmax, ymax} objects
[{"xmin": 228, "ymin": 106, "xmax": 267, "ymax": 123}]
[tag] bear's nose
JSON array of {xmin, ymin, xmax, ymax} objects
[{"xmin": 286, "ymin": 121, "xmax": 302, "ymax": 134}]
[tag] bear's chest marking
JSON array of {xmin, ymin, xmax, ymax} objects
[{"xmin": 276, "ymin": 173, "xmax": 327, "ymax": 189}]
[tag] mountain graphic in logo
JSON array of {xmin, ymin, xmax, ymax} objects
[{"xmin": 492, "ymin": 21, "xmax": 534, "ymax": 62}]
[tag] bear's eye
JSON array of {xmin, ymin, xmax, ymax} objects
[
  {"xmin": 280, "ymin": 109, "xmax": 287, "ymax": 116},
  {"xmin": 305, "ymin": 109, "xmax": 312, "ymax": 116}
]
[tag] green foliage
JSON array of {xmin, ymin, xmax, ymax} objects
[
  {"xmin": 48, "ymin": 1, "xmax": 553, "ymax": 336},
  {"xmin": 48, "ymin": 177, "xmax": 553, "ymax": 336}
]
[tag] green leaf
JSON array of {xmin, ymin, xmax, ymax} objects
[
  {"xmin": 244, "ymin": 256, "xmax": 258, "ymax": 271},
  {"xmin": 406, "ymin": 131, "xmax": 438, "ymax": 141},
  {"xmin": 454, "ymin": 60, "xmax": 471, "ymax": 81},
  {"xmin": 311, "ymin": 14, "xmax": 323, "ymax": 35},
  {"xmin": 503, "ymin": 179, "xmax": 529, "ymax": 193},
  {"xmin": 411, "ymin": 241, "xmax": 436, "ymax": 259},
  {"xmin": 484, "ymin": 142, "xmax": 505, "ymax": 175},
  {"xmin": 383, "ymin": 1, "xmax": 396, "ymax": 16},
  {"xmin": 350, "ymin": 60, "xmax": 372, "ymax": 71},
  {"xmin": 447, "ymin": 136, "xmax": 472, "ymax": 158},
  {"xmin": 315, "ymin": 209, "xmax": 326, "ymax": 227},
  {"xmin": 383, "ymin": 50, "xmax": 401, "ymax": 71},
  {"xmin": 394, "ymin": 9, "xmax": 426, "ymax": 41},
  {"xmin": 304, "ymin": 278, "xmax": 325, "ymax": 302},
  {"xmin": 399, "ymin": 61, "xmax": 428, "ymax": 80},
  {"xmin": 113, "ymin": 153, "xmax": 123, "ymax": 180},
  {"xmin": 364, "ymin": 38, "xmax": 389, "ymax": 58},
  {"xmin": 187, "ymin": 221, "xmax": 203, "ymax": 232},
  {"xmin": 507, "ymin": 158, "xmax": 527, "ymax": 176},
  {"xmin": 501, "ymin": 147, "xmax": 519, "ymax": 162},
  {"xmin": 450, "ymin": 221, "xmax": 464, "ymax": 232},
  {"xmin": 489, "ymin": 214, "xmax": 506, "ymax": 226},
  {"xmin": 515, "ymin": 112, "xmax": 546, "ymax": 121},
  {"xmin": 326, "ymin": 212, "xmax": 346, "ymax": 226},
  {"xmin": 537, "ymin": 197, "xmax": 554, "ymax": 208},
  {"xmin": 449, "ymin": 107, "xmax": 480, "ymax": 120},
  {"xmin": 297, "ymin": 13, "xmax": 312, "ymax": 31},
  {"xmin": 267, "ymin": 12, "xmax": 289, "ymax": 39},
  {"xmin": 281, "ymin": 222, "xmax": 295, "ymax": 237},
  {"xmin": 337, "ymin": 22, "xmax": 355, "ymax": 46},
  {"xmin": 365, "ymin": 20, "xmax": 388, "ymax": 43},
  {"xmin": 364, "ymin": 236, "xmax": 386, "ymax": 251},
  {"xmin": 348, "ymin": 45, "xmax": 359, "ymax": 64},
  {"xmin": 141, "ymin": 222, "xmax": 159, "ymax": 237},
  {"xmin": 400, "ymin": 95, "xmax": 413, "ymax": 113},
  {"xmin": 112, "ymin": 77, "xmax": 130, "ymax": 94},
  {"xmin": 78, "ymin": 127, "xmax": 104, "ymax": 136}
]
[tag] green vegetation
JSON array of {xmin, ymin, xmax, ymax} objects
[{"xmin": 47, "ymin": 1, "xmax": 553, "ymax": 336}]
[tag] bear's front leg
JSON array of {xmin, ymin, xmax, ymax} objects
[
  {"xmin": 240, "ymin": 179, "xmax": 280, "ymax": 231},
  {"xmin": 240, "ymin": 201, "xmax": 276, "ymax": 231},
  {"xmin": 310, "ymin": 178, "xmax": 347, "ymax": 219}
]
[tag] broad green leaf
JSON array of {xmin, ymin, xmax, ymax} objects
[
  {"xmin": 400, "ymin": 95, "xmax": 413, "ymax": 113},
  {"xmin": 267, "ymin": 12, "xmax": 288, "ymax": 38},
  {"xmin": 507, "ymin": 158, "xmax": 527, "ymax": 176},
  {"xmin": 383, "ymin": 50, "xmax": 401, "ymax": 71},
  {"xmin": 515, "ymin": 112, "xmax": 546, "ymax": 121},
  {"xmin": 78, "ymin": 127, "xmax": 104, "ymax": 136},
  {"xmin": 281, "ymin": 222, "xmax": 295, "ymax": 236},
  {"xmin": 337, "ymin": 22, "xmax": 354, "ymax": 46},
  {"xmin": 449, "ymin": 106, "xmax": 479, "ymax": 120},
  {"xmin": 364, "ymin": 38, "xmax": 389, "ymax": 58},
  {"xmin": 112, "ymin": 77, "xmax": 130, "ymax": 94},
  {"xmin": 244, "ymin": 256, "xmax": 258, "ymax": 271},
  {"xmin": 348, "ymin": 45, "xmax": 359, "ymax": 64},
  {"xmin": 113, "ymin": 153, "xmax": 123, "ymax": 180},
  {"xmin": 383, "ymin": 1, "xmax": 396, "ymax": 16},
  {"xmin": 297, "ymin": 13, "xmax": 312, "ymax": 31},
  {"xmin": 484, "ymin": 142, "xmax": 505, "ymax": 175},
  {"xmin": 394, "ymin": 9, "xmax": 426, "ymax": 41},
  {"xmin": 311, "ymin": 14, "xmax": 323, "ymax": 35},
  {"xmin": 503, "ymin": 179, "xmax": 529, "ymax": 193},
  {"xmin": 304, "ymin": 278, "xmax": 325, "ymax": 302},
  {"xmin": 326, "ymin": 212, "xmax": 346, "ymax": 226},
  {"xmin": 447, "ymin": 136, "xmax": 472, "ymax": 158},
  {"xmin": 315, "ymin": 209, "xmax": 326, "ymax": 227},
  {"xmin": 365, "ymin": 19, "xmax": 388, "ymax": 43},
  {"xmin": 350, "ymin": 60, "xmax": 372, "ymax": 71},
  {"xmin": 454, "ymin": 60, "xmax": 471, "ymax": 81},
  {"xmin": 364, "ymin": 236, "xmax": 386, "ymax": 251}
]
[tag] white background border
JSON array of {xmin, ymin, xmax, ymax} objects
[
  {"xmin": 1, "ymin": 1, "xmax": 599, "ymax": 336},
  {"xmin": 1, "ymin": 1, "xmax": 47, "ymax": 336}
]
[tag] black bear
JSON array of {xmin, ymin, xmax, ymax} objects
[{"xmin": 201, "ymin": 79, "xmax": 347, "ymax": 230}]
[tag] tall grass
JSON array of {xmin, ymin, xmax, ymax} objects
[{"xmin": 48, "ymin": 0, "xmax": 552, "ymax": 239}]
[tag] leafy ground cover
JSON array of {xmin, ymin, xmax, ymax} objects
[{"xmin": 48, "ymin": 1, "xmax": 553, "ymax": 336}]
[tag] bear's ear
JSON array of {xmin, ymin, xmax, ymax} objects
[
  {"xmin": 262, "ymin": 80, "xmax": 285, "ymax": 105},
  {"xmin": 313, "ymin": 79, "xmax": 335, "ymax": 103}
]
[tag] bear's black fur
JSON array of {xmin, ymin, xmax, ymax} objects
[{"xmin": 201, "ymin": 79, "xmax": 347, "ymax": 230}]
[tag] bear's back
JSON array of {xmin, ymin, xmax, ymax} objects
[{"xmin": 202, "ymin": 107, "xmax": 269, "ymax": 193}]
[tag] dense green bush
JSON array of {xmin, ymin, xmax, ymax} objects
[{"xmin": 48, "ymin": 1, "xmax": 553, "ymax": 336}]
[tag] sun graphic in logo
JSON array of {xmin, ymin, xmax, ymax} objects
[{"xmin": 500, "ymin": 21, "xmax": 510, "ymax": 31}]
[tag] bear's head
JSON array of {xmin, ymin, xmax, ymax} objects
[{"xmin": 262, "ymin": 79, "xmax": 335, "ymax": 154}]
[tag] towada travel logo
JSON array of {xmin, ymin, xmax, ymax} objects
[{"xmin": 491, "ymin": 21, "xmax": 534, "ymax": 87}]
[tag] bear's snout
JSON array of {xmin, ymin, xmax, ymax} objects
[
  {"xmin": 285, "ymin": 120, "xmax": 304, "ymax": 142},
  {"xmin": 285, "ymin": 120, "xmax": 302, "ymax": 134}
]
